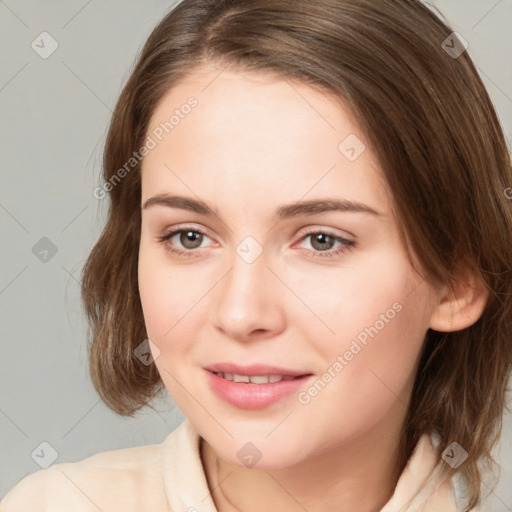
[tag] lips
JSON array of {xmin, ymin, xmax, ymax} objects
[{"xmin": 204, "ymin": 362, "xmax": 314, "ymax": 409}]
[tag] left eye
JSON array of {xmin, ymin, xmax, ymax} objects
[
  {"xmin": 301, "ymin": 232, "xmax": 342, "ymax": 251},
  {"xmin": 296, "ymin": 231, "xmax": 355, "ymax": 258}
]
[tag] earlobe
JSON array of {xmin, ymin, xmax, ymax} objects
[{"xmin": 429, "ymin": 272, "xmax": 490, "ymax": 332}]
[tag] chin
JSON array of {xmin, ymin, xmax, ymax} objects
[{"xmin": 206, "ymin": 426, "xmax": 313, "ymax": 470}]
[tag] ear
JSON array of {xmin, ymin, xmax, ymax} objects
[{"xmin": 429, "ymin": 270, "xmax": 489, "ymax": 332}]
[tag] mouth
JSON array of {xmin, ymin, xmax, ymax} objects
[
  {"xmin": 212, "ymin": 372, "xmax": 301, "ymax": 384},
  {"xmin": 204, "ymin": 363, "xmax": 314, "ymax": 409},
  {"xmin": 205, "ymin": 362, "xmax": 312, "ymax": 380}
]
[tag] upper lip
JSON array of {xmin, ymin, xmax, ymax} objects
[{"xmin": 205, "ymin": 362, "xmax": 311, "ymax": 377}]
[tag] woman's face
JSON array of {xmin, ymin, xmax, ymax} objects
[{"xmin": 138, "ymin": 63, "xmax": 440, "ymax": 468}]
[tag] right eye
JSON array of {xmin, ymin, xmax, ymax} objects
[{"xmin": 157, "ymin": 227, "xmax": 214, "ymax": 257}]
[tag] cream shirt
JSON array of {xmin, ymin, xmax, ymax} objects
[{"xmin": 1, "ymin": 419, "xmax": 468, "ymax": 511}]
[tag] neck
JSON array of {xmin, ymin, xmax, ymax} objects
[{"xmin": 201, "ymin": 411, "xmax": 406, "ymax": 512}]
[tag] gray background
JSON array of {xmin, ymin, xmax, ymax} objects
[{"xmin": 1, "ymin": 0, "xmax": 511, "ymax": 509}]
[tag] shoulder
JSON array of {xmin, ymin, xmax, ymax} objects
[{"xmin": 1, "ymin": 438, "xmax": 169, "ymax": 511}]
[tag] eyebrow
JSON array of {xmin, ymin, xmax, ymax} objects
[{"xmin": 142, "ymin": 194, "xmax": 381, "ymax": 220}]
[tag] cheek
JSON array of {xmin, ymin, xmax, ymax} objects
[
  {"xmin": 294, "ymin": 249, "xmax": 432, "ymax": 419},
  {"xmin": 137, "ymin": 243, "xmax": 199, "ymax": 347},
  {"xmin": 312, "ymin": 292, "xmax": 428, "ymax": 445},
  {"xmin": 137, "ymin": 246, "xmax": 205, "ymax": 412},
  {"xmin": 289, "ymin": 246, "xmax": 427, "ymax": 349}
]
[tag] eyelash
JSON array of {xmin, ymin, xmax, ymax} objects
[{"xmin": 156, "ymin": 226, "xmax": 356, "ymax": 259}]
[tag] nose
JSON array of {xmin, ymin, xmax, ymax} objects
[{"xmin": 212, "ymin": 242, "xmax": 286, "ymax": 342}]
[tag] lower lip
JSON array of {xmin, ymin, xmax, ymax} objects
[{"xmin": 206, "ymin": 370, "xmax": 313, "ymax": 410}]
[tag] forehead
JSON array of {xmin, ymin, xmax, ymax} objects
[
  {"xmin": 141, "ymin": 64, "xmax": 391, "ymax": 214},
  {"xmin": 146, "ymin": 63, "xmax": 361, "ymax": 147}
]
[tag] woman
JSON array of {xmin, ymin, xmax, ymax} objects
[{"xmin": 3, "ymin": 0, "xmax": 511, "ymax": 510}]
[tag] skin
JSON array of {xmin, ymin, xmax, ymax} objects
[{"xmin": 138, "ymin": 62, "xmax": 488, "ymax": 512}]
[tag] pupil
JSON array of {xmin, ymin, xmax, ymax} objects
[
  {"xmin": 315, "ymin": 233, "xmax": 331, "ymax": 250},
  {"xmin": 181, "ymin": 231, "xmax": 201, "ymax": 248}
]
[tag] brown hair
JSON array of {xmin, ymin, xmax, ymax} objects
[{"xmin": 81, "ymin": 0, "xmax": 512, "ymax": 509}]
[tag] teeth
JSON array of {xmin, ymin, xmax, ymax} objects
[
  {"xmin": 250, "ymin": 375, "xmax": 274, "ymax": 384},
  {"xmin": 216, "ymin": 372, "xmax": 298, "ymax": 383}
]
